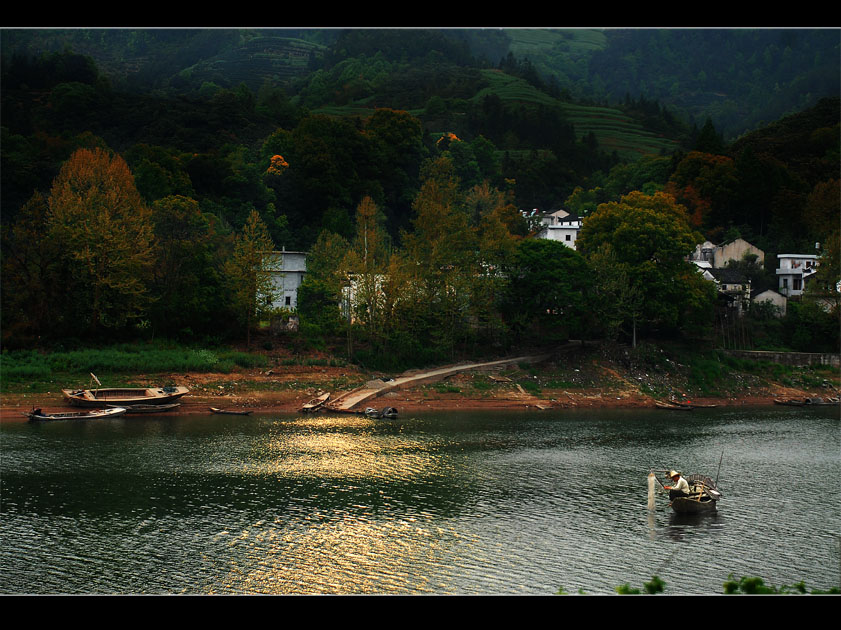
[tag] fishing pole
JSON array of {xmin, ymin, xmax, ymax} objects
[{"xmin": 715, "ymin": 450, "xmax": 724, "ymax": 486}]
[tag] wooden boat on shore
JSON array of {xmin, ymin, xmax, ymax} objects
[
  {"xmin": 107, "ymin": 403, "xmax": 181, "ymax": 413},
  {"xmin": 656, "ymin": 399, "xmax": 717, "ymax": 410},
  {"xmin": 775, "ymin": 396, "xmax": 840, "ymax": 407},
  {"xmin": 62, "ymin": 386, "xmax": 189, "ymax": 408},
  {"xmin": 655, "ymin": 400, "xmax": 692, "ymax": 410},
  {"xmin": 26, "ymin": 406, "xmax": 127, "ymax": 422},
  {"xmin": 670, "ymin": 474, "xmax": 722, "ymax": 514},
  {"xmin": 301, "ymin": 392, "xmax": 330, "ymax": 412},
  {"xmin": 209, "ymin": 407, "xmax": 253, "ymax": 415}
]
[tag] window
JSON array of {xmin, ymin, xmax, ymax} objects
[
  {"xmin": 285, "ymin": 296, "xmax": 291, "ymax": 306},
  {"xmin": 565, "ymin": 235, "xmax": 571, "ymax": 241}
]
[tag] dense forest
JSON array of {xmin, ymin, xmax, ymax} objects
[{"xmin": 1, "ymin": 28, "xmax": 839, "ymax": 366}]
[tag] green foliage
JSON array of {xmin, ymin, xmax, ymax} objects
[
  {"xmin": 578, "ymin": 191, "xmax": 715, "ymax": 342},
  {"xmin": 1, "ymin": 30, "xmax": 838, "ymax": 354},
  {"xmin": 0, "ymin": 343, "xmax": 270, "ymax": 392},
  {"xmin": 723, "ymin": 574, "xmax": 839, "ymax": 595},
  {"xmin": 561, "ymin": 574, "xmax": 837, "ymax": 595},
  {"xmin": 502, "ymin": 239, "xmax": 590, "ymax": 343},
  {"xmin": 223, "ymin": 209, "xmax": 277, "ymax": 346}
]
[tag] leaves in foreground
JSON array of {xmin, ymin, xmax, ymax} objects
[{"xmin": 556, "ymin": 574, "xmax": 839, "ymax": 595}]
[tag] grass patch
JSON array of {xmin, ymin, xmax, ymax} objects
[{"xmin": 0, "ymin": 343, "xmax": 270, "ymax": 394}]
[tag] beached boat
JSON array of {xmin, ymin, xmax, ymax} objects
[
  {"xmin": 26, "ymin": 407, "xmax": 127, "ymax": 422},
  {"xmin": 301, "ymin": 392, "xmax": 330, "ymax": 412},
  {"xmin": 107, "ymin": 403, "xmax": 181, "ymax": 413},
  {"xmin": 209, "ymin": 407, "xmax": 253, "ymax": 415},
  {"xmin": 670, "ymin": 474, "xmax": 722, "ymax": 514},
  {"xmin": 364, "ymin": 406, "xmax": 398, "ymax": 419},
  {"xmin": 656, "ymin": 399, "xmax": 717, "ymax": 410},
  {"xmin": 804, "ymin": 397, "xmax": 840, "ymax": 406},
  {"xmin": 62, "ymin": 386, "xmax": 189, "ymax": 408},
  {"xmin": 655, "ymin": 400, "xmax": 692, "ymax": 410},
  {"xmin": 774, "ymin": 398, "xmax": 805, "ymax": 406}
]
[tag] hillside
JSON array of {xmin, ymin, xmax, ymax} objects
[
  {"xmin": 4, "ymin": 28, "xmax": 837, "ymax": 143},
  {"xmin": 1, "ymin": 27, "xmax": 838, "ymax": 356}
]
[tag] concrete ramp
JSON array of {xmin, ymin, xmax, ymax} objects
[{"xmin": 328, "ymin": 353, "xmax": 552, "ymax": 411}]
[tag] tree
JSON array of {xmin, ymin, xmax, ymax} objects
[
  {"xmin": 585, "ymin": 244, "xmax": 642, "ymax": 344},
  {"xmin": 46, "ymin": 147, "xmax": 154, "ymax": 335},
  {"xmin": 224, "ymin": 209, "xmax": 277, "ymax": 347},
  {"xmin": 402, "ymin": 159, "xmax": 478, "ymax": 359},
  {"xmin": 342, "ymin": 196, "xmax": 392, "ymax": 354},
  {"xmin": 577, "ymin": 191, "xmax": 715, "ymax": 343},
  {"xmin": 297, "ymin": 229, "xmax": 350, "ymax": 348},
  {"xmin": 803, "ymin": 179, "xmax": 840, "ymax": 316},
  {"xmin": 501, "ymin": 239, "xmax": 590, "ymax": 344},
  {"xmin": 665, "ymin": 151, "xmax": 739, "ymax": 235},
  {"xmin": 148, "ymin": 195, "xmax": 221, "ymax": 339},
  {"xmin": 1, "ymin": 192, "xmax": 66, "ymax": 344}
]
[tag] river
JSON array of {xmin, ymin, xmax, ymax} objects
[{"xmin": 1, "ymin": 406, "xmax": 839, "ymax": 595}]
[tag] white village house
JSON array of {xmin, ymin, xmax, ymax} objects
[
  {"xmin": 776, "ymin": 253, "xmax": 819, "ymax": 297},
  {"xmin": 536, "ymin": 209, "xmax": 582, "ymax": 249},
  {"xmin": 263, "ymin": 248, "xmax": 307, "ymax": 310}
]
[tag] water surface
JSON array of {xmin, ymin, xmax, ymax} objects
[{"xmin": 2, "ymin": 406, "xmax": 838, "ymax": 594}]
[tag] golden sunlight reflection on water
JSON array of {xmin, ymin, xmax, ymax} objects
[
  {"xmin": 243, "ymin": 415, "xmax": 441, "ymax": 481},
  {"xmin": 206, "ymin": 414, "xmax": 470, "ymax": 593},
  {"xmin": 212, "ymin": 512, "xmax": 470, "ymax": 594}
]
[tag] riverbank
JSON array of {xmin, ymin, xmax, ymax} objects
[{"xmin": 3, "ymin": 344, "xmax": 837, "ymax": 420}]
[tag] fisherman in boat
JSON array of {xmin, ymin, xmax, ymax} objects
[{"xmin": 664, "ymin": 470, "xmax": 690, "ymax": 500}]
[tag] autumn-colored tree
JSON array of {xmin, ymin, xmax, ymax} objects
[
  {"xmin": 401, "ymin": 158, "xmax": 478, "ymax": 359},
  {"xmin": 224, "ymin": 209, "xmax": 277, "ymax": 347},
  {"xmin": 665, "ymin": 151, "xmax": 738, "ymax": 234},
  {"xmin": 46, "ymin": 147, "xmax": 154, "ymax": 334},
  {"xmin": 342, "ymin": 196, "xmax": 391, "ymax": 349}
]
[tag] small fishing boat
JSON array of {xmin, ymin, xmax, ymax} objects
[
  {"xmin": 655, "ymin": 400, "xmax": 692, "ymax": 410},
  {"xmin": 774, "ymin": 398, "xmax": 805, "ymax": 406},
  {"xmin": 62, "ymin": 386, "xmax": 189, "ymax": 408},
  {"xmin": 804, "ymin": 397, "xmax": 840, "ymax": 406},
  {"xmin": 107, "ymin": 403, "xmax": 181, "ymax": 413},
  {"xmin": 26, "ymin": 407, "xmax": 127, "ymax": 422},
  {"xmin": 301, "ymin": 392, "xmax": 330, "ymax": 412},
  {"xmin": 365, "ymin": 406, "xmax": 398, "ymax": 419},
  {"xmin": 670, "ymin": 474, "xmax": 722, "ymax": 514},
  {"xmin": 209, "ymin": 407, "xmax": 253, "ymax": 416}
]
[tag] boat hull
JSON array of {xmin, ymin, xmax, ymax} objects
[
  {"xmin": 27, "ymin": 407, "xmax": 127, "ymax": 422},
  {"xmin": 671, "ymin": 496, "xmax": 718, "ymax": 514},
  {"xmin": 108, "ymin": 403, "xmax": 181, "ymax": 413},
  {"xmin": 62, "ymin": 386, "xmax": 189, "ymax": 407},
  {"xmin": 209, "ymin": 407, "xmax": 253, "ymax": 415}
]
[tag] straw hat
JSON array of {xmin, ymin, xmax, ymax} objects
[{"xmin": 668, "ymin": 470, "xmax": 680, "ymax": 478}]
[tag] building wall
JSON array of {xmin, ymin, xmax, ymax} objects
[
  {"xmin": 539, "ymin": 225, "xmax": 579, "ymax": 249},
  {"xmin": 712, "ymin": 238, "xmax": 765, "ymax": 268},
  {"xmin": 752, "ymin": 289, "xmax": 787, "ymax": 316},
  {"xmin": 263, "ymin": 251, "xmax": 307, "ymax": 310},
  {"xmin": 776, "ymin": 254, "xmax": 819, "ymax": 297}
]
